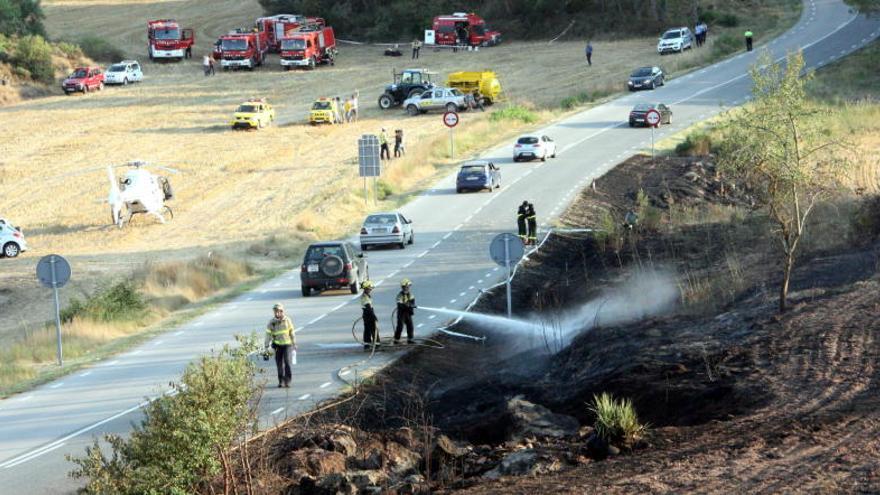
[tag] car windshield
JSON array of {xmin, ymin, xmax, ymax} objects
[
  {"xmin": 460, "ymin": 165, "xmax": 486, "ymax": 174},
  {"xmin": 365, "ymin": 214, "xmax": 397, "ymax": 225},
  {"xmin": 633, "ymin": 103, "xmax": 655, "ymax": 111},
  {"xmin": 312, "ymin": 101, "xmax": 331, "ymax": 110},
  {"xmin": 437, "ymin": 24, "xmax": 456, "ymax": 33},
  {"xmin": 473, "ymin": 24, "xmax": 486, "ymax": 35},
  {"xmin": 237, "ymin": 104, "xmax": 258, "ymax": 113},
  {"xmin": 154, "ymin": 28, "xmax": 180, "ymax": 40},
  {"xmin": 662, "ymin": 31, "xmax": 682, "ymax": 40},
  {"xmin": 450, "ymin": 88, "xmax": 463, "ymax": 96},
  {"xmin": 305, "ymin": 245, "xmax": 344, "ymax": 260},
  {"xmin": 71, "ymin": 69, "xmax": 88, "ymax": 78},
  {"xmin": 108, "ymin": 64, "xmax": 126, "ymax": 72},
  {"xmin": 281, "ymin": 39, "xmax": 306, "ymax": 50},
  {"xmin": 517, "ymin": 137, "xmax": 539, "ymax": 145},
  {"xmin": 631, "ymin": 67, "xmax": 653, "ymax": 77},
  {"xmin": 221, "ymin": 39, "xmax": 248, "ymax": 51}
]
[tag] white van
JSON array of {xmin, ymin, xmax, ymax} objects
[{"xmin": 657, "ymin": 27, "xmax": 693, "ymax": 54}]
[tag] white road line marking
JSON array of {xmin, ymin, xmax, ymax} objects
[
  {"xmin": 259, "ymin": 289, "xmax": 267, "ymax": 294},
  {"xmin": 485, "ymin": 273, "xmax": 492, "ymax": 278},
  {"xmin": 271, "ymin": 407, "xmax": 285, "ymax": 415},
  {"xmin": 417, "ymin": 251, "xmax": 428, "ymax": 258},
  {"xmin": 389, "ymin": 270, "xmax": 399, "ymax": 278},
  {"xmin": 298, "ymin": 393, "xmax": 311, "ymax": 400},
  {"xmin": 340, "ymin": 369, "xmax": 351, "ymax": 376},
  {"xmin": 309, "ymin": 314, "xmax": 326, "ymax": 325},
  {"xmin": 332, "ymin": 303, "xmax": 346, "ymax": 311},
  {"xmin": 49, "ymin": 382, "xmax": 64, "ymax": 389},
  {"xmin": 431, "ymin": 241, "xmax": 441, "ymax": 248},
  {"xmin": 450, "ymin": 299, "xmax": 457, "ymax": 303},
  {"xmin": 106, "ymin": 361, "xmax": 119, "ymax": 366},
  {"xmin": 403, "ymin": 261, "xmax": 414, "ymax": 268},
  {"xmin": 417, "ymin": 323, "xmax": 424, "ymax": 328},
  {"xmin": 245, "ymin": 297, "xmax": 254, "ymax": 301},
  {"xmin": 428, "ymin": 315, "xmax": 436, "ymax": 319},
  {"xmin": 493, "ymin": 267, "xmax": 499, "ymax": 271},
  {"xmin": 469, "ymin": 286, "xmax": 475, "ymax": 290},
  {"xmin": 443, "ymin": 232, "xmax": 452, "ymax": 239},
  {"xmin": 79, "ymin": 371, "xmax": 91, "ymax": 377},
  {"xmin": 459, "ymin": 292, "xmax": 466, "ymax": 296},
  {"xmin": 464, "ymin": 215, "xmax": 473, "ymax": 222},
  {"xmin": 320, "ymin": 382, "xmax": 332, "ymax": 389},
  {"xmin": 228, "ymin": 305, "xmax": 238, "ymax": 310},
  {"xmin": 173, "ymin": 331, "xmax": 184, "ymax": 336},
  {"xmin": 194, "ymin": 321, "xmax": 204, "ymax": 327},
  {"xmin": 453, "ymin": 224, "xmax": 462, "ymax": 231},
  {"xmin": 1, "ymin": 442, "xmax": 66, "ymax": 469},
  {"xmin": 153, "ymin": 340, "xmax": 164, "ymax": 346},
  {"xmin": 19, "ymin": 395, "xmax": 32, "ymax": 402},
  {"xmin": 478, "ymin": 279, "xmax": 484, "ymax": 284}
]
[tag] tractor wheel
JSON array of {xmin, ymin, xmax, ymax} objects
[
  {"xmin": 407, "ymin": 88, "xmax": 423, "ymax": 99},
  {"xmin": 378, "ymin": 94, "xmax": 394, "ymax": 110}
]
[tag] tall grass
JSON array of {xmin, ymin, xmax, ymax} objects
[{"xmin": 589, "ymin": 392, "xmax": 648, "ymax": 447}]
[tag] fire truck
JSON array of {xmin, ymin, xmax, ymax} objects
[
  {"xmin": 147, "ymin": 19, "xmax": 194, "ymax": 60},
  {"xmin": 219, "ymin": 29, "xmax": 269, "ymax": 70},
  {"xmin": 256, "ymin": 14, "xmax": 325, "ymax": 52},
  {"xmin": 431, "ymin": 13, "xmax": 501, "ymax": 47},
  {"xmin": 279, "ymin": 25, "xmax": 337, "ymax": 70}
]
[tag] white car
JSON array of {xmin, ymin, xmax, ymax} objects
[
  {"xmin": 403, "ymin": 87, "xmax": 468, "ymax": 116},
  {"xmin": 657, "ymin": 27, "xmax": 693, "ymax": 54},
  {"xmin": 359, "ymin": 212, "xmax": 414, "ymax": 250},
  {"xmin": 513, "ymin": 135, "xmax": 557, "ymax": 162},
  {"xmin": 104, "ymin": 60, "xmax": 143, "ymax": 85},
  {"xmin": 0, "ymin": 218, "xmax": 27, "ymax": 258}
]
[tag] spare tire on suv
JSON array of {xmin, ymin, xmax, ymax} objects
[
  {"xmin": 300, "ymin": 241, "xmax": 368, "ymax": 297},
  {"xmin": 320, "ymin": 255, "xmax": 345, "ymax": 277}
]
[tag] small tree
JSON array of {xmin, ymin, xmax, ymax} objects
[{"xmin": 718, "ymin": 51, "xmax": 848, "ymax": 312}]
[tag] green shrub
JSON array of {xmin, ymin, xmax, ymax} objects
[
  {"xmin": 76, "ymin": 35, "xmax": 125, "ymax": 62},
  {"xmin": 0, "ymin": 0, "xmax": 46, "ymax": 37},
  {"xmin": 589, "ymin": 392, "xmax": 648, "ymax": 447},
  {"xmin": 561, "ymin": 92, "xmax": 590, "ymax": 110},
  {"xmin": 55, "ymin": 41, "xmax": 82, "ymax": 59},
  {"xmin": 490, "ymin": 104, "xmax": 538, "ymax": 124},
  {"xmin": 849, "ymin": 195, "xmax": 880, "ymax": 246},
  {"xmin": 675, "ymin": 132, "xmax": 714, "ymax": 156},
  {"xmin": 68, "ymin": 336, "xmax": 261, "ymax": 494},
  {"xmin": 712, "ymin": 33, "xmax": 742, "ymax": 58},
  {"xmin": 698, "ymin": 9, "xmax": 719, "ymax": 24},
  {"xmin": 718, "ymin": 13, "xmax": 740, "ymax": 28},
  {"xmin": 13, "ymin": 34, "xmax": 53, "ymax": 83},
  {"xmin": 377, "ymin": 179, "xmax": 395, "ymax": 200},
  {"xmin": 61, "ymin": 280, "xmax": 147, "ymax": 323}
]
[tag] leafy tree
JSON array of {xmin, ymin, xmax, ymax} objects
[
  {"xmin": 13, "ymin": 34, "xmax": 52, "ymax": 83},
  {"xmin": 844, "ymin": 0, "xmax": 880, "ymax": 14},
  {"xmin": 718, "ymin": 51, "xmax": 849, "ymax": 312},
  {"xmin": 0, "ymin": 0, "xmax": 46, "ymax": 37},
  {"xmin": 68, "ymin": 336, "xmax": 263, "ymax": 494}
]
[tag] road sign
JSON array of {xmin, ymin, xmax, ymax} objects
[
  {"xmin": 645, "ymin": 109, "xmax": 661, "ymax": 127},
  {"xmin": 443, "ymin": 111, "xmax": 459, "ymax": 128},
  {"xmin": 357, "ymin": 134, "xmax": 381, "ymax": 178},
  {"xmin": 489, "ymin": 233, "xmax": 524, "ymax": 318},
  {"xmin": 36, "ymin": 254, "xmax": 71, "ymax": 366}
]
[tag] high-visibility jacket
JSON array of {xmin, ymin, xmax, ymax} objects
[
  {"xmin": 379, "ymin": 132, "xmax": 388, "ymax": 145},
  {"xmin": 361, "ymin": 293, "xmax": 377, "ymax": 322},
  {"xmin": 744, "ymin": 31, "xmax": 754, "ymax": 37},
  {"xmin": 517, "ymin": 204, "xmax": 528, "ymax": 220},
  {"xmin": 396, "ymin": 291, "xmax": 415, "ymax": 315},
  {"xmin": 265, "ymin": 316, "xmax": 295, "ymax": 347}
]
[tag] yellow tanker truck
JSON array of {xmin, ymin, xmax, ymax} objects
[{"xmin": 445, "ymin": 70, "xmax": 503, "ymax": 104}]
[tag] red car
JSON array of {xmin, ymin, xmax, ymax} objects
[{"xmin": 62, "ymin": 66, "xmax": 104, "ymax": 94}]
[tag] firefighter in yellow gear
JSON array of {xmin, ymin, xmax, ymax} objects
[
  {"xmin": 394, "ymin": 278, "xmax": 416, "ymax": 344},
  {"xmin": 516, "ymin": 201, "xmax": 528, "ymax": 244},
  {"xmin": 265, "ymin": 303, "xmax": 296, "ymax": 388},
  {"xmin": 360, "ymin": 280, "xmax": 378, "ymax": 350}
]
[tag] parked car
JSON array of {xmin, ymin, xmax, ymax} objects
[
  {"xmin": 403, "ymin": 87, "xmax": 468, "ymax": 116},
  {"xmin": 300, "ymin": 241, "xmax": 368, "ymax": 296},
  {"xmin": 657, "ymin": 27, "xmax": 693, "ymax": 54},
  {"xmin": 0, "ymin": 218, "xmax": 27, "ymax": 258},
  {"xmin": 231, "ymin": 98, "xmax": 275, "ymax": 129},
  {"xmin": 513, "ymin": 135, "xmax": 557, "ymax": 162},
  {"xmin": 628, "ymin": 66, "xmax": 665, "ymax": 91},
  {"xmin": 628, "ymin": 103, "xmax": 672, "ymax": 127},
  {"xmin": 359, "ymin": 212, "xmax": 414, "ymax": 250},
  {"xmin": 456, "ymin": 160, "xmax": 501, "ymax": 193},
  {"xmin": 104, "ymin": 60, "xmax": 143, "ymax": 85},
  {"xmin": 62, "ymin": 66, "xmax": 104, "ymax": 94},
  {"xmin": 309, "ymin": 97, "xmax": 339, "ymax": 125}
]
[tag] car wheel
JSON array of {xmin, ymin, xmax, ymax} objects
[
  {"xmin": 512, "ymin": 156, "xmax": 519, "ymax": 163},
  {"xmin": 301, "ymin": 286, "xmax": 311, "ymax": 297},
  {"xmin": 629, "ymin": 121, "xmax": 635, "ymax": 127},
  {"xmin": 660, "ymin": 76, "xmax": 665, "ymax": 86},
  {"xmin": 408, "ymin": 232, "xmax": 414, "ymax": 245},
  {"xmin": 650, "ymin": 81, "xmax": 656, "ymax": 90},
  {"xmin": 399, "ymin": 241, "xmax": 406, "ymax": 249},
  {"xmin": 446, "ymin": 103, "xmax": 457, "ymax": 113},
  {"xmin": 552, "ymin": 149, "xmax": 557, "ymax": 158},
  {"xmin": 456, "ymin": 187, "xmax": 462, "ymax": 193},
  {"xmin": 378, "ymin": 94, "xmax": 394, "ymax": 109},
  {"xmin": 541, "ymin": 152, "xmax": 547, "ymax": 162},
  {"xmin": 83, "ymin": 85, "xmax": 89, "ymax": 94},
  {"xmin": 360, "ymin": 243, "xmax": 368, "ymax": 251},
  {"xmin": 350, "ymin": 275, "xmax": 359, "ymax": 294},
  {"xmin": 406, "ymin": 105, "xmax": 419, "ymax": 116},
  {"xmin": 3, "ymin": 242, "xmax": 20, "ymax": 258},
  {"xmin": 123, "ymin": 78, "xmax": 128, "ymax": 86},
  {"xmin": 667, "ymin": 114, "xmax": 672, "ymax": 125}
]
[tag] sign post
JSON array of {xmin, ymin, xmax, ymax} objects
[
  {"xmin": 489, "ymin": 233, "xmax": 525, "ymax": 318},
  {"xmin": 36, "ymin": 254, "xmax": 71, "ymax": 366},
  {"xmin": 645, "ymin": 109, "xmax": 661, "ymax": 164},
  {"xmin": 358, "ymin": 134, "xmax": 382, "ymax": 205},
  {"xmin": 443, "ymin": 111, "xmax": 459, "ymax": 159}
]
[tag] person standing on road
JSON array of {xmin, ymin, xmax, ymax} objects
[
  {"xmin": 585, "ymin": 41, "xmax": 593, "ymax": 66},
  {"xmin": 526, "ymin": 202, "xmax": 537, "ymax": 246},
  {"xmin": 394, "ymin": 278, "xmax": 416, "ymax": 344},
  {"xmin": 744, "ymin": 30, "xmax": 754, "ymax": 51},
  {"xmin": 203, "ymin": 55, "xmax": 212, "ymax": 76},
  {"xmin": 351, "ymin": 91, "xmax": 359, "ymax": 122},
  {"xmin": 265, "ymin": 303, "xmax": 296, "ymax": 388},
  {"xmin": 360, "ymin": 281, "xmax": 378, "ymax": 351},
  {"xmin": 379, "ymin": 128, "xmax": 391, "ymax": 160},
  {"xmin": 516, "ymin": 200, "xmax": 528, "ymax": 244},
  {"xmin": 411, "ymin": 39, "xmax": 422, "ymax": 59}
]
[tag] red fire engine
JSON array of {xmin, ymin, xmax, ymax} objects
[
  {"xmin": 219, "ymin": 29, "xmax": 269, "ymax": 70},
  {"xmin": 431, "ymin": 13, "xmax": 501, "ymax": 47},
  {"xmin": 256, "ymin": 14, "xmax": 326, "ymax": 52},
  {"xmin": 147, "ymin": 19, "xmax": 194, "ymax": 61},
  {"xmin": 279, "ymin": 25, "xmax": 337, "ymax": 70}
]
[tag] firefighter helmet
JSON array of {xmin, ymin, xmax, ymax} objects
[
  {"xmin": 400, "ymin": 278, "xmax": 412, "ymax": 287},
  {"xmin": 361, "ymin": 280, "xmax": 374, "ymax": 290},
  {"xmin": 272, "ymin": 303, "xmax": 284, "ymax": 311}
]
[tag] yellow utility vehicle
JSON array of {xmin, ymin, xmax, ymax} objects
[
  {"xmin": 309, "ymin": 97, "xmax": 340, "ymax": 124},
  {"xmin": 445, "ymin": 71, "xmax": 502, "ymax": 104},
  {"xmin": 231, "ymin": 98, "xmax": 275, "ymax": 129}
]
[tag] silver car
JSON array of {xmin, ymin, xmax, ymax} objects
[
  {"xmin": 0, "ymin": 218, "xmax": 27, "ymax": 258},
  {"xmin": 359, "ymin": 212, "xmax": 414, "ymax": 250},
  {"xmin": 403, "ymin": 87, "xmax": 468, "ymax": 116},
  {"xmin": 104, "ymin": 60, "xmax": 143, "ymax": 85}
]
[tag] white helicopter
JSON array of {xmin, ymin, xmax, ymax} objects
[{"xmin": 107, "ymin": 161, "xmax": 177, "ymax": 228}]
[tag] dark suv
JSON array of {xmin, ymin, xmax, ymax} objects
[{"xmin": 300, "ymin": 241, "xmax": 368, "ymax": 297}]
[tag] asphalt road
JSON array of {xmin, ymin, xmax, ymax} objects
[{"xmin": 1, "ymin": 1, "xmax": 878, "ymax": 492}]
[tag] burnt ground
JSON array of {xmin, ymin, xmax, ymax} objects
[{"xmin": 230, "ymin": 155, "xmax": 880, "ymax": 494}]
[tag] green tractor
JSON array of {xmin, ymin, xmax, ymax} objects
[{"xmin": 377, "ymin": 68, "xmax": 437, "ymax": 109}]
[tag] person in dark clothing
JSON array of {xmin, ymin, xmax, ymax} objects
[
  {"xmin": 394, "ymin": 279, "xmax": 416, "ymax": 344},
  {"xmin": 472, "ymin": 90, "xmax": 486, "ymax": 111},
  {"xmin": 517, "ymin": 201, "xmax": 528, "ymax": 244},
  {"xmin": 360, "ymin": 281, "xmax": 378, "ymax": 351},
  {"xmin": 585, "ymin": 41, "xmax": 593, "ymax": 66},
  {"xmin": 745, "ymin": 30, "xmax": 754, "ymax": 51},
  {"xmin": 394, "ymin": 129, "xmax": 404, "ymax": 157},
  {"xmin": 411, "ymin": 39, "xmax": 422, "ymax": 59},
  {"xmin": 526, "ymin": 202, "xmax": 537, "ymax": 246},
  {"xmin": 379, "ymin": 128, "xmax": 391, "ymax": 160}
]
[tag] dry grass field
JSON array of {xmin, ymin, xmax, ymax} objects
[{"xmin": 0, "ymin": 0, "xmax": 800, "ymax": 387}]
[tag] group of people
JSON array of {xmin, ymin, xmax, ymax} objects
[
  {"xmin": 263, "ymin": 278, "xmax": 420, "ymax": 387},
  {"xmin": 378, "ymin": 128, "xmax": 406, "ymax": 159},
  {"xmin": 694, "ymin": 22, "xmax": 709, "ymax": 46},
  {"xmin": 332, "ymin": 93, "xmax": 360, "ymax": 124},
  {"xmin": 202, "ymin": 54, "xmax": 216, "ymax": 76},
  {"xmin": 516, "ymin": 200, "xmax": 538, "ymax": 246}
]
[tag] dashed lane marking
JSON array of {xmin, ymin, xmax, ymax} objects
[
  {"xmin": 298, "ymin": 394, "xmax": 311, "ymax": 400},
  {"xmin": 403, "ymin": 261, "xmax": 414, "ymax": 268},
  {"xmin": 130, "ymin": 350, "xmax": 142, "ymax": 356},
  {"xmin": 79, "ymin": 371, "xmax": 91, "ymax": 377},
  {"xmin": 428, "ymin": 315, "xmax": 436, "ymax": 320},
  {"xmin": 271, "ymin": 407, "xmax": 285, "ymax": 415},
  {"xmin": 49, "ymin": 382, "xmax": 64, "ymax": 389},
  {"xmin": 417, "ymin": 251, "xmax": 428, "ymax": 258},
  {"xmin": 417, "ymin": 323, "xmax": 424, "ymax": 328},
  {"xmin": 459, "ymin": 292, "xmax": 466, "ymax": 297},
  {"xmin": 308, "ymin": 314, "xmax": 327, "ymax": 325},
  {"xmin": 173, "ymin": 331, "xmax": 184, "ymax": 336},
  {"xmin": 431, "ymin": 241, "xmax": 441, "ymax": 249},
  {"xmin": 320, "ymin": 382, "xmax": 332, "ymax": 389},
  {"xmin": 340, "ymin": 369, "xmax": 351, "ymax": 376},
  {"xmin": 194, "ymin": 321, "xmax": 204, "ymax": 327},
  {"xmin": 153, "ymin": 340, "xmax": 164, "ymax": 346},
  {"xmin": 443, "ymin": 232, "xmax": 452, "ymax": 239},
  {"xmin": 450, "ymin": 299, "xmax": 457, "ymax": 303},
  {"xmin": 105, "ymin": 361, "xmax": 119, "ymax": 366}
]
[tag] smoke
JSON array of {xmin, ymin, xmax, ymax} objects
[{"xmin": 422, "ymin": 269, "xmax": 679, "ymax": 354}]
